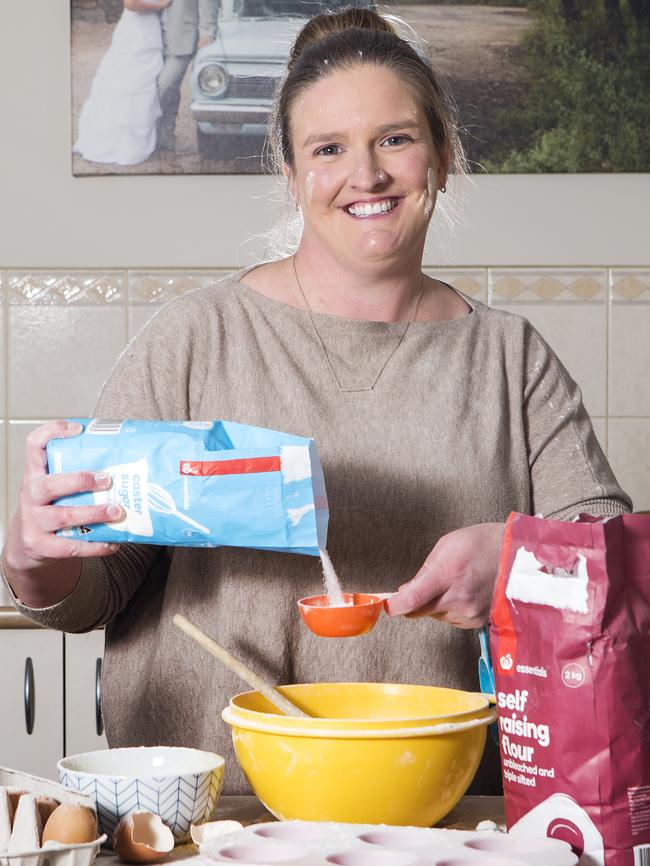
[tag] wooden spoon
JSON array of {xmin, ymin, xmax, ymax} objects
[{"xmin": 172, "ymin": 613, "xmax": 310, "ymax": 718}]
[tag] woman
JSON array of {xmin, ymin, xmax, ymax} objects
[
  {"xmin": 74, "ymin": 0, "xmax": 173, "ymax": 166},
  {"xmin": 1, "ymin": 9, "xmax": 630, "ymax": 794}
]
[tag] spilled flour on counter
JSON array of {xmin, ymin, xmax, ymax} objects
[{"xmin": 319, "ymin": 548, "xmax": 350, "ymax": 606}]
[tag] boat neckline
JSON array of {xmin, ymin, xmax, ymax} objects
[{"xmin": 233, "ymin": 264, "xmax": 477, "ymax": 328}]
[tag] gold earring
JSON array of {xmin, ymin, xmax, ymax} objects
[{"xmin": 440, "ymin": 185, "xmax": 447, "ymax": 194}]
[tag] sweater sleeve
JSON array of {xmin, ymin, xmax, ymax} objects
[
  {"xmin": 523, "ymin": 322, "xmax": 632, "ymax": 519},
  {"xmin": 10, "ymin": 294, "xmax": 209, "ymax": 632},
  {"xmin": 198, "ymin": 0, "xmax": 219, "ymax": 38}
]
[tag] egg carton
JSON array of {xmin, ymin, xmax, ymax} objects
[
  {"xmin": 197, "ymin": 820, "xmax": 578, "ymax": 866},
  {"xmin": 0, "ymin": 836, "xmax": 106, "ymax": 866},
  {"xmin": 0, "ymin": 768, "xmax": 105, "ymax": 866}
]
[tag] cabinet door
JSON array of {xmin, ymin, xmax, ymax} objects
[
  {"xmin": 64, "ymin": 631, "xmax": 109, "ymax": 756},
  {"xmin": 0, "ymin": 630, "xmax": 64, "ymax": 779}
]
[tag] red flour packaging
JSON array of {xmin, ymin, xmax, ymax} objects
[{"xmin": 490, "ymin": 512, "xmax": 650, "ymax": 866}]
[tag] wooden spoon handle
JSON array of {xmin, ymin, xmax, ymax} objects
[{"xmin": 172, "ymin": 614, "xmax": 309, "ymax": 718}]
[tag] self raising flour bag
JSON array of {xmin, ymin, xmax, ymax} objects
[
  {"xmin": 47, "ymin": 419, "xmax": 328, "ymax": 554},
  {"xmin": 490, "ymin": 512, "xmax": 650, "ymax": 866}
]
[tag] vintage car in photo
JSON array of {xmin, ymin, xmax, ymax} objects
[{"xmin": 191, "ymin": 0, "xmax": 373, "ymax": 158}]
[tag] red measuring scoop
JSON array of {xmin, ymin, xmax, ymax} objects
[{"xmin": 297, "ymin": 593, "xmax": 394, "ymax": 638}]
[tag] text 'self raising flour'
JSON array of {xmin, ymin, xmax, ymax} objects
[
  {"xmin": 490, "ymin": 512, "xmax": 650, "ymax": 866},
  {"xmin": 47, "ymin": 420, "xmax": 328, "ymax": 554}
]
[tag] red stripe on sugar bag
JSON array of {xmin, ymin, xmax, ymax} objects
[
  {"xmin": 490, "ymin": 512, "xmax": 650, "ymax": 866},
  {"xmin": 179, "ymin": 457, "xmax": 282, "ymax": 476}
]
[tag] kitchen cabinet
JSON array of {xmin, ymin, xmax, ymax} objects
[
  {"xmin": 64, "ymin": 630, "xmax": 109, "ymax": 756},
  {"xmin": 0, "ymin": 615, "xmax": 108, "ymax": 779},
  {"xmin": 0, "ymin": 629, "xmax": 64, "ymax": 779}
]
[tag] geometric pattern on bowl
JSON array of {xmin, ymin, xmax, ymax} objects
[{"xmin": 58, "ymin": 767, "xmax": 224, "ymax": 841}]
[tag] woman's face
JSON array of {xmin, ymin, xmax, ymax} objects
[{"xmin": 285, "ymin": 63, "xmax": 448, "ymax": 269}]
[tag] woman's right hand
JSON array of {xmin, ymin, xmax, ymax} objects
[{"xmin": 0, "ymin": 420, "xmax": 122, "ymax": 605}]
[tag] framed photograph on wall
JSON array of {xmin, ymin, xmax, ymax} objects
[{"xmin": 70, "ymin": 0, "xmax": 649, "ymax": 176}]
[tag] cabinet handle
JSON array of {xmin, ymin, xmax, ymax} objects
[
  {"xmin": 95, "ymin": 657, "xmax": 104, "ymax": 736},
  {"xmin": 24, "ymin": 657, "xmax": 35, "ymax": 735}
]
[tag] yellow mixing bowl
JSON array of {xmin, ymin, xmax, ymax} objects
[{"xmin": 222, "ymin": 682, "xmax": 495, "ymax": 826}]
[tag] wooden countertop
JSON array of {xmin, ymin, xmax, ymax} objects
[{"xmin": 97, "ymin": 795, "xmax": 506, "ymax": 864}]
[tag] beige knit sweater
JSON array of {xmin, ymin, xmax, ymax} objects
[{"xmin": 7, "ymin": 271, "xmax": 631, "ymax": 794}]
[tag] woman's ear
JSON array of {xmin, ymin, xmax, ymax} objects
[{"xmin": 284, "ymin": 163, "xmax": 299, "ymax": 208}]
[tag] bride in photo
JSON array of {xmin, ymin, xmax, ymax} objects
[{"xmin": 74, "ymin": 0, "xmax": 173, "ymax": 166}]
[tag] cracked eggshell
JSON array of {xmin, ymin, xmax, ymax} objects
[
  {"xmin": 190, "ymin": 820, "xmax": 243, "ymax": 846},
  {"xmin": 113, "ymin": 812, "xmax": 175, "ymax": 864},
  {"xmin": 476, "ymin": 819, "xmax": 500, "ymax": 832}
]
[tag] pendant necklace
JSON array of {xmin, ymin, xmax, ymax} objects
[{"xmin": 292, "ymin": 255, "xmax": 424, "ymax": 393}]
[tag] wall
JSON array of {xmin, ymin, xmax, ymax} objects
[
  {"xmin": 1, "ymin": 0, "xmax": 649, "ymax": 269},
  {"xmin": 0, "ymin": 1, "xmax": 648, "ymax": 605}
]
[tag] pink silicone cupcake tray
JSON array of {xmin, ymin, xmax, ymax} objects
[{"xmin": 199, "ymin": 821, "xmax": 578, "ymax": 866}]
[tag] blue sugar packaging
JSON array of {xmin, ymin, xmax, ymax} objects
[{"xmin": 47, "ymin": 419, "xmax": 328, "ymax": 555}]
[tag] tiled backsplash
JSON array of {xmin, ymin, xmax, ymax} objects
[{"xmin": 1, "ymin": 265, "xmax": 648, "ymax": 602}]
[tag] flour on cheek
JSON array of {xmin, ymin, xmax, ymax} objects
[{"xmin": 305, "ymin": 169, "xmax": 315, "ymax": 204}]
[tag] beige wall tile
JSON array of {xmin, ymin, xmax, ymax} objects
[
  {"xmin": 0, "ymin": 421, "xmax": 12, "ymax": 606},
  {"xmin": 610, "ymin": 269, "xmax": 650, "ymax": 302},
  {"xmin": 0, "ymin": 418, "xmax": 13, "ymax": 605},
  {"xmin": 9, "ymin": 272, "xmax": 123, "ymax": 305},
  {"xmin": 0, "ymin": 420, "xmax": 5, "ymax": 547},
  {"xmin": 7, "ymin": 421, "xmax": 45, "ymax": 521},
  {"xmin": 608, "ymin": 418, "xmax": 650, "ymax": 511},
  {"xmin": 609, "ymin": 269, "xmax": 650, "ymax": 417},
  {"xmin": 490, "ymin": 268, "xmax": 607, "ymax": 304},
  {"xmin": 2, "ymin": 264, "xmax": 649, "ymax": 524},
  {"xmin": 128, "ymin": 270, "xmax": 232, "ymax": 340},
  {"xmin": 8, "ymin": 272, "xmax": 126, "ymax": 419},
  {"xmin": 9, "ymin": 307, "xmax": 126, "ymax": 418},
  {"xmin": 0, "ymin": 272, "xmax": 5, "ymax": 421},
  {"xmin": 590, "ymin": 417, "xmax": 607, "ymax": 456},
  {"xmin": 489, "ymin": 269, "xmax": 608, "ymax": 418},
  {"xmin": 423, "ymin": 268, "xmax": 487, "ymax": 304},
  {"xmin": 129, "ymin": 305, "xmax": 161, "ymax": 339}
]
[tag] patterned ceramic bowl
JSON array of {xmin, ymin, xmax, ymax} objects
[{"xmin": 58, "ymin": 746, "xmax": 224, "ymax": 843}]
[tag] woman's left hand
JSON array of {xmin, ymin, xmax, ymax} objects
[{"xmin": 385, "ymin": 523, "xmax": 505, "ymax": 629}]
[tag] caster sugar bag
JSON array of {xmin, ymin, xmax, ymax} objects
[{"xmin": 47, "ymin": 419, "xmax": 328, "ymax": 555}]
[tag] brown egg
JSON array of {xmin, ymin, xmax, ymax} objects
[
  {"xmin": 112, "ymin": 812, "xmax": 174, "ymax": 864},
  {"xmin": 42, "ymin": 803, "xmax": 98, "ymax": 845}
]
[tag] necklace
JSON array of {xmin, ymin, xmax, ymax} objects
[{"xmin": 292, "ymin": 255, "xmax": 424, "ymax": 393}]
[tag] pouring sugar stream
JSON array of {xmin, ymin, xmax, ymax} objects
[{"xmin": 298, "ymin": 549, "xmax": 393, "ymax": 638}]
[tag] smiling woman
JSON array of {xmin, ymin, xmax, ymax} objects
[
  {"xmin": 288, "ymin": 64, "xmax": 446, "ymax": 281},
  {"xmin": 246, "ymin": 10, "xmax": 471, "ymax": 324},
  {"xmin": 1, "ymin": 7, "xmax": 631, "ymax": 799}
]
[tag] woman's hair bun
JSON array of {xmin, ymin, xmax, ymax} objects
[{"xmin": 288, "ymin": 7, "xmax": 396, "ymax": 71}]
